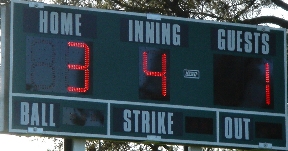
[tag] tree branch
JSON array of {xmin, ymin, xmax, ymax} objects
[
  {"xmin": 271, "ymin": 0, "xmax": 288, "ymax": 11},
  {"xmin": 163, "ymin": 0, "xmax": 190, "ymax": 17},
  {"xmin": 240, "ymin": 15, "xmax": 288, "ymax": 28},
  {"xmin": 234, "ymin": 0, "xmax": 256, "ymax": 19}
]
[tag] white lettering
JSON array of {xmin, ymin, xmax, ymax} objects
[
  {"xmin": 216, "ymin": 29, "xmax": 270, "ymax": 55},
  {"xmin": 61, "ymin": 13, "xmax": 73, "ymax": 35},
  {"xmin": 243, "ymin": 118, "xmax": 250, "ymax": 140},
  {"xmin": 244, "ymin": 32, "xmax": 252, "ymax": 53},
  {"xmin": 20, "ymin": 102, "xmax": 56, "ymax": 127},
  {"xmin": 234, "ymin": 118, "xmax": 242, "ymax": 139},
  {"xmin": 133, "ymin": 110, "xmax": 140, "ymax": 132},
  {"xmin": 129, "ymin": 20, "xmax": 133, "ymax": 41},
  {"xmin": 151, "ymin": 111, "xmax": 156, "ymax": 133},
  {"xmin": 50, "ymin": 12, "xmax": 59, "ymax": 34},
  {"xmin": 236, "ymin": 31, "xmax": 242, "ymax": 52},
  {"xmin": 142, "ymin": 111, "xmax": 150, "ymax": 133},
  {"xmin": 167, "ymin": 112, "xmax": 173, "ymax": 134},
  {"xmin": 75, "ymin": 14, "xmax": 82, "ymax": 36},
  {"xmin": 224, "ymin": 117, "xmax": 251, "ymax": 140},
  {"xmin": 158, "ymin": 112, "xmax": 166, "ymax": 134},
  {"xmin": 49, "ymin": 104, "xmax": 55, "ymax": 126},
  {"xmin": 135, "ymin": 20, "xmax": 143, "ymax": 42},
  {"xmin": 225, "ymin": 117, "xmax": 233, "ymax": 139},
  {"xmin": 227, "ymin": 30, "xmax": 235, "ymax": 51},
  {"xmin": 39, "ymin": 11, "xmax": 82, "ymax": 36},
  {"xmin": 218, "ymin": 29, "xmax": 225, "ymax": 50},
  {"xmin": 41, "ymin": 103, "xmax": 48, "ymax": 126},
  {"xmin": 20, "ymin": 102, "xmax": 30, "ymax": 125},
  {"xmin": 39, "ymin": 11, "xmax": 48, "ymax": 33},
  {"xmin": 122, "ymin": 109, "xmax": 174, "ymax": 135},
  {"xmin": 172, "ymin": 24, "xmax": 180, "ymax": 46},
  {"xmin": 162, "ymin": 23, "xmax": 170, "ymax": 45},
  {"xmin": 262, "ymin": 33, "xmax": 269, "ymax": 54},
  {"xmin": 156, "ymin": 22, "xmax": 160, "ymax": 44},
  {"xmin": 31, "ymin": 103, "xmax": 40, "ymax": 126},
  {"xmin": 123, "ymin": 109, "xmax": 131, "ymax": 132},
  {"xmin": 146, "ymin": 22, "xmax": 154, "ymax": 43},
  {"xmin": 254, "ymin": 33, "xmax": 260, "ymax": 53},
  {"xmin": 128, "ymin": 20, "xmax": 181, "ymax": 46}
]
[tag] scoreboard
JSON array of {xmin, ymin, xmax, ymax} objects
[{"xmin": 1, "ymin": 1, "xmax": 287, "ymax": 150}]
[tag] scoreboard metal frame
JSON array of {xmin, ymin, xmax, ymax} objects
[{"xmin": 1, "ymin": 0, "xmax": 287, "ymax": 150}]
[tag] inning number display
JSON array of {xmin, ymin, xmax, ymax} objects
[{"xmin": 139, "ymin": 47, "xmax": 170, "ymax": 101}]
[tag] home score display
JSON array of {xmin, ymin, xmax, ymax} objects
[{"xmin": 5, "ymin": 1, "xmax": 287, "ymax": 150}]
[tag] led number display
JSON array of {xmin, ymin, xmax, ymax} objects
[
  {"xmin": 26, "ymin": 36, "xmax": 92, "ymax": 94},
  {"xmin": 213, "ymin": 54, "xmax": 273, "ymax": 109},
  {"xmin": 66, "ymin": 42, "xmax": 90, "ymax": 93},
  {"xmin": 139, "ymin": 47, "xmax": 170, "ymax": 101}
]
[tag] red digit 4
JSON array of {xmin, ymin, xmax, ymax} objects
[{"xmin": 142, "ymin": 51, "xmax": 167, "ymax": 97}]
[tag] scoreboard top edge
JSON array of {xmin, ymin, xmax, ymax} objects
[{"xmin": 10, "ymin": 0, "xmax": 286, "ymax": 33}]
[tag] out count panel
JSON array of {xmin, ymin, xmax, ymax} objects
[{"xmin": 6, "ymin": 1, "xmax": 287, "ymax": 150}]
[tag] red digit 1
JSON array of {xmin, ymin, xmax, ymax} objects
[
  {"xmin": 67, "ymin": 42, "xmax": 90, "ymax": 93},
  {"xmin": 142, "ymin": 51, "xmax": 167, "ymax": 97},
  {"xmin": 265, "ymin": 62, "xmax": 271, "ymax": 105}
]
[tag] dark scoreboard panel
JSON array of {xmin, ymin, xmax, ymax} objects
[
  {"xmin": 6, "ymin": 1, "xmax": 287, "ymax": 150},
  {"xmin": 15, "ymin": 5, "xmax": 283, "ymax": 112}
]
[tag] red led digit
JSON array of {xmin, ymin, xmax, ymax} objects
[
  {"xmin": 265, "ymin": 62, "xmax": 271, "ymax": 105},
  {"xmin": 67, "ymin": 42, "xmax": 90, "ymax": 93},
  {"xmin": 142, "ymin": 51, "xmax": 167, "ymax": 96}
]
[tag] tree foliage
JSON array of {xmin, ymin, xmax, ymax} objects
[
  {"xmin": 108, "ymin": 0, "xmax": 272, "ymax": 21},
  {"xmin": 241, "ymin": 0, "xmax": 288, "ymax": 28},
  {"xmin": 49, "ymin": 0, "xmax": 288, "ymax": 28},
  {"xmin": 85, "ymin": 140, "xmax": 183, "ymax": 151},
  {"xmin": 50, "ymin": 0, "xmax": 262, "ymax": 20}
]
